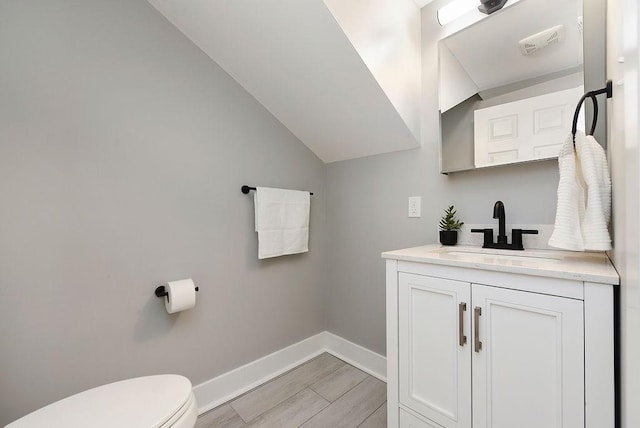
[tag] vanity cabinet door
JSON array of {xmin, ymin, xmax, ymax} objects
[
  {"xmin": 400, "ymin": 408, "xmax": 444, "ymax": 428},
  {"xmin": 399, "ymin": 273, "xmax": 471, "ymax": 428},
  {"xmin": 471, "ymin": 284, "xmax": 584, "ymax": 428}
]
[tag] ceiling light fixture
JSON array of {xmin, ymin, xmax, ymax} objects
[{"xmin": 478, "ymin": 0, "xmax": 508, "ymax": 15}]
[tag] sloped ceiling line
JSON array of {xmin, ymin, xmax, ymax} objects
[{"xmin": 148, "ymin": 0, "xmax": 421, "ymax": 163}]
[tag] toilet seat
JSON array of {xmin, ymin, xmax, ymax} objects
[
  {"xmin": 7, "ymin": 375, "xmax": 198, "ymax": 428},
  {"xmin": 159, "ymin": 389, "xmax": 198, "ymax": 428}
]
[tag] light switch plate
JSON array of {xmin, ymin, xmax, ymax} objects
[{"xmin": 408, "ymin": 196, "xmax": 421, "ymax": 218}]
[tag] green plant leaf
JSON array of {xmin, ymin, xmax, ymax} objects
[{"xmin": 439, "ymin": 205, "xmax": 463, "ymax": 231}]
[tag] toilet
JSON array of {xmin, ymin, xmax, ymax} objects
[{"xmin": 6, "ymin": 375, "xmax": 198, "ymax": 428}]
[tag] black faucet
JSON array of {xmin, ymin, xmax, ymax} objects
[
  {"xmin": 493, "ymin": 201, "xmax": 507, "ymax": 244},
  {"xmin": 471, "ymin": 200, "xmax": 538, "ymax": 250}
]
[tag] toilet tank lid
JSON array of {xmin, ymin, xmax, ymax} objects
[{"xmin": 7, "ymin": 375, "xmax": 194, "ymax": 428}]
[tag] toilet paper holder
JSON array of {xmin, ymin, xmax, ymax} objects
[{"xmin": 155, "ymin": 285, "xmax": 199, "ymax": 301}]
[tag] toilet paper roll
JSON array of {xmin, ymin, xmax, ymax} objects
[{"xmin": 164, "ymin": 279, "xmax": 197, "ymax": 314}]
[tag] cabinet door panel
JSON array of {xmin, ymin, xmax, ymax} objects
[
  {"xmin": 399, "ymin": 273, "xmax": 471, "ymax": 428},
  {"xmin": 472, "ymin": 284, "xmax": 584, "ymax": 428},
  {"xmin": 400, "ymin": 408, "xmax": 444, "ymax": 428}
]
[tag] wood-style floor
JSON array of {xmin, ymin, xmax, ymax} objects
[{"xmin": 196, "ymin": 353, "xmax": 387, "ymax": 428}]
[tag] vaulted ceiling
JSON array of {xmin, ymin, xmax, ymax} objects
[{"xmin": 148, "ymin": 0, "xmax": 421, "ymax": 163}]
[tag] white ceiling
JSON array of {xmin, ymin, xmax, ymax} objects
[
  {"xmin": 413, "ymin": 0, "xmax": 436, "ymax": 8},
  {"xmin": 323, "ymin": 0, "xmax": 421, "ymax": 143},
  {"xmin": 148, "ymin": 0, "xmax": 420, "ymax": 163}
]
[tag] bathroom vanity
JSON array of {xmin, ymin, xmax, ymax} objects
[{"xmin": 382, "ymin": 245, "xmax": 619, "ymax": 428}]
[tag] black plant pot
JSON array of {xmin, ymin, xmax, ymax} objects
[{"xmin": 439, "ymin": 230, "xmax": 458, "ymax": 246}]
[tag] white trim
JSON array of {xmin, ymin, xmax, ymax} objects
[
  {"xmin": 584, "ymin": 282, "xmax": 615, "ymax": 428},
  {"xmin": 386, "ymin": 259, "xmax": 400, "ymax": 428},
  {"xmin": 193, "ymin": 333, "xmax": 326, "ymax": 414},
  {"xmin": 322, "ymin": 332, "xmax": 387, "ymax": 382},
  {"xmin": 192, "ymin": 331, "xmax": 387, "ymax": 415}
]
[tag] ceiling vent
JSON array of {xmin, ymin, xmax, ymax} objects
[{"xmin": 518, "ymin": 24, "xmax": 565, "ymax": 56}]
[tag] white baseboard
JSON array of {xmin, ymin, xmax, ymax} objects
[
  {"xmin": 321, "ymin": 332, "xmax": 386, "ymax": 382},
  {"xmin": 193, "ymin": 331, "xmax": 387, "ymax": 415},
  {"xmin": 193, "ymin": 332, "xmax": 326, "ymax": 414}
]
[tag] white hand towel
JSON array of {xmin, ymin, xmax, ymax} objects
[
  {"xmin": 548, "ymin": 132, "xmax": 586, "ymax": 251},
  {"xmin": 576, "ymin": 134, "xmax": 612, "ymax": 250},
  {"xmin": 254, "ymin": 187, "xmax": 310, "ymax": 259}
]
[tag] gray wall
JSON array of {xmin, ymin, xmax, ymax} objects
[
  {"xmin": 325, "ymin": 1, "xmax": 561, "ymax": 355},
  {"xmin": 0, "ymin": 0, "xmax": 326, "ymax": 424}
]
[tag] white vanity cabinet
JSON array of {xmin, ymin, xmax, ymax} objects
[
  {"xmin": 470, "ymin": 283, "xmax": 584, "ymax": 428},
  {"xmin": 383, "ymin": 246, "xmax": 619, "ymax": 428},
  {"xmin": 398, "ymin": 275, "xmax": 471, "ymax": 428}
]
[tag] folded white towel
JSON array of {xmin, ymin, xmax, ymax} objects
[
  {"xmin": 549, "ymin": 132, "xmax": 586, "ymax": 251},
  {"xmin": 549, "ymin": 131, "xmax": 612, "ymax": 251},
  {"xmin": 577, "ymin": 134, "xmax": 612, "ymax": 250},
  {"xmin": 254, "ymin": 187, "xmax": 310, "ymax": 259}
]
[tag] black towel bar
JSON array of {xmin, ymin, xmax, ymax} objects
[{"xmin": 241, "ymin": 185, "xmax": 313, "ymax": 195}]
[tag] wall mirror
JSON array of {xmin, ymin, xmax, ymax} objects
[{"xmin": 438, "ymin": 0, "xmax": 605, "ymax": 173}]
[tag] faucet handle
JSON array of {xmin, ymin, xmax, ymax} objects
[
  {"xmin": 510, "ymin": 229, "xmax": 539, "ymax": 250},
  {"xmin": 471, "ymin": 228, "xmax": 494, "ymax": 247}
]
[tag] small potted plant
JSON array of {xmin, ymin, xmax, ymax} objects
[{"xmin": 439, "ymin": 205, "xmax": 464, "ymax": 246}]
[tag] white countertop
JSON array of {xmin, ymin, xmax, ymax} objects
[{"xmin": 382, "ymin": 245, "xmax": 619, "ymax": 285}]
